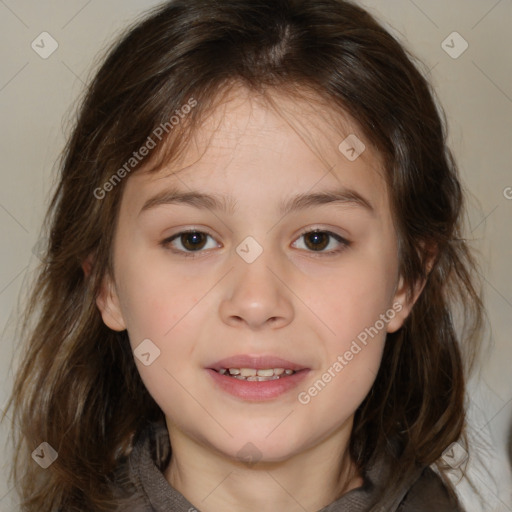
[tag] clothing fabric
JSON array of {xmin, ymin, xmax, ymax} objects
[{"xmin": 110, "ymin": 420, "xmax": 464, "ymax": 511}]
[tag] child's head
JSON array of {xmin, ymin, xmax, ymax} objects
[{"xmin": 8, "ymin": 0, "xmax": 483, "ymax": 510}]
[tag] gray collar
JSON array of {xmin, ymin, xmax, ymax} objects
[{"xmin": 111, "ymin": 420, "xmax": 436, "ymax": 512}]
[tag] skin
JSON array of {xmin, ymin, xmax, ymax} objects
[{"xmin": 96, "ymin": 85, "xmax": 424, "ymax": 512}]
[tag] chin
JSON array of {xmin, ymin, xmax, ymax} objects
[{"xmin": 215, "ymin": 431, "xmax": 304, "ymax": 465}]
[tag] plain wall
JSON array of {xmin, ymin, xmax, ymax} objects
[{"xmin": 0, "ymin": 1, "xmax": 510, "ymax": 510}]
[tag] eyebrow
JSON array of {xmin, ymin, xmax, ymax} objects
[{"xmin": 138, "ymin": 185, "xmax": 374, "ymax": 217}]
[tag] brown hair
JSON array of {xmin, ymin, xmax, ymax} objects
[{"xmin": 5, "ymin": 0, "xmax": 484, "ymax": 510}]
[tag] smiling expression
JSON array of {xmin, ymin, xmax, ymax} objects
[{"xmin": 96, "ymin": 85, "xmax": 415, "ymax": 462}]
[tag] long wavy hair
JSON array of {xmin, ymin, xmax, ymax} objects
[{"xmin": 5, "ymin": 0, "xmax": 484, "ymax": 510}]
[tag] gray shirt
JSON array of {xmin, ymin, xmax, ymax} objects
[{"xmin": 110, "ymin": 420, "xmax": 464, "ymax": 511}]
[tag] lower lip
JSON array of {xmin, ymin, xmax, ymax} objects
[{"xmin": 206, "ymin": 369, "xmax": 310, "ymax": 401}]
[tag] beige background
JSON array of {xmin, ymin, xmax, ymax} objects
[{"xmin": 0, "ymin": 0, "xmax": 511, "ymax": 510}]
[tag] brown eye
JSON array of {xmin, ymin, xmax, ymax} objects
[
  {"xmin": 292, "ymin": 229, "xmax": 350, "ymax": 255},
  {"xmin": 304, "ymin": 231, "xmax": 329, "ymax": 251},
  {"xmin": 180, "ymin": 232, "xmax": 207, "ymax": 251},
  {"xmin": 162, "ymin": 230, "xmax": 218, "ymax": 255}
]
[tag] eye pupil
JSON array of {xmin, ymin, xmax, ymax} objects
[
  {"xmin": 182, "ymin": 232, "xmax": 206, "ymax": 250},
  {"xmin": 305, "ymin": 232, "xmax": 329, "ymax": 251}
]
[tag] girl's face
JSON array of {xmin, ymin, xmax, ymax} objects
[{"xmin": 97, "ymin": 87, "xmax": 416, "ymax": 463}]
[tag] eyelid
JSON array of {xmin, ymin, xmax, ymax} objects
[
  {"xmin": 292, "ymin": 227, "xmax": 351, "ymax": 255},
  {"xmin": 161, "ymin": 228, "xmax": 221, "ymax": 258},
  {"xmin": 160, "ymin": 226, "xmax": 351, "ymax": 257},
  {"xmin": 296, "ymin": 225, "xmax": 349, "ymax": 240}
]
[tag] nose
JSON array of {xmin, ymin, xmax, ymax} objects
[{"xmin": 219, "ymin": 250, "xmax": 294, "ymax": 330}]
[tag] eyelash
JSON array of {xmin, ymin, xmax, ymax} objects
[{"xmin": 160, "ymin": 228, "xmax": 351, "ymax": 258}]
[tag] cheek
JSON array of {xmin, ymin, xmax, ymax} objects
[
  {"xmin": 295, "ymin": 249, "xmax": 394, "ymax": 406},
  {"xmin": 113, "ymin": 258, "xmax": 210, "ymax": 413},
  {"xmin": 115, "ymin": 250, "xmax": 205, "ymax": 342},
  {"xmin": 296, "ymin": 340, "xmax": 384, "ymax": 445},
  {"xmin": 296, "ymin": 318, "xmax": 387, "ymax": 438},
  {"xmin": 301, "ymin": 253, "xmax": 397, "ymax": 345},
  {"xmin": 120, "ymin": 268, "xmax": 207, "ymax": 421}
]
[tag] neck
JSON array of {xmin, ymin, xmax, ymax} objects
[{"xmin": 163, "ymin": 419, "xmax": 363, "ymax": 512}]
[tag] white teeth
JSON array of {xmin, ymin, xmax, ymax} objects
[
  {"xmin": 240, "ymin": 368, "xmax": 257, "ymax": 377},
  {"xmin": 219, "ymin": 367, "xmax": 297, "ymax": 380},
  {"xmin": 246, "ymin": 375, "xmax": 282, "ymax": 382},
  {"xmin": 256, "ymin": 369, "xmax": 274, "ymax": 377}
]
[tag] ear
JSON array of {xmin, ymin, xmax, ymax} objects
[
  {"xmin": 95, "ymin": 272, "xmax": 127, "ymax": 332},
  {"xmin": 386, "ymin": 246, "xmax": 436, "ymax": 334},
  {"xmin": 386, "ymin": 274, "xmax": 426, "ymax": 333}
]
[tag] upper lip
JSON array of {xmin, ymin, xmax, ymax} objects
[{"xmin": 207, "ymin": 355, "xmax": 309, "ymax": 372}]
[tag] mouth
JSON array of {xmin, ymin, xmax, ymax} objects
[
  {"xmin": 214, "ymin": 367, "xmax": 297, "ymax": 381},
  {"xmin": 206, "ymin": 355, "xmax": 310, "ymax": 401}
]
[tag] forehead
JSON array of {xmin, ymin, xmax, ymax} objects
[{"xmin": 126, "ymin": 85, "xmax": 389, "ymax": 215}]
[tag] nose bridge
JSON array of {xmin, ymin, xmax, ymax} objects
[{"xmin": 219, "ymin": 236, "xmax": 294, "ymax": 328}]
